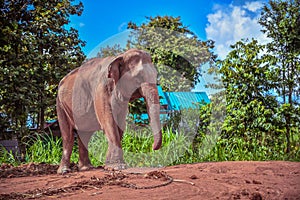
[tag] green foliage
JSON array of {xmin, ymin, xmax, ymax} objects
[
  {"xmin": 220, "ymin": 39, "xmax": 277, "ymax": 137},
  {"xmin": 196, "ymin": 1, "xmax": 300, "ymax": 156},
  {"xmin": 0, "ymin": 0, "xmax": 85, "ymax": 138},
  {"xmin": 127, "ymin": 98, "xmax": 148, "ymax": 124},
  {"xmin": 259, "ymin": 0, "xmax": 300, "ymax": 153},
  {"xmin": 215, "ymin": 0, "xmax": 300, "ymax": 155},
  {"xmin": 122, "ymin": 128, "xmax": 153, "ymax": 153},
  {"xmin": 88, "ymin": 131, "xmax": 108, "ymax": 166},
  {"xmin": 127, "ymin": 16, "xmax": 215, "ymax": 91},
  {"xmin": 22, "ymin": 132, "xmax": 86, "ymax": 165},
  {"xmin": 260, "ymin": 0, "xmax": 300, "ymax": 55},
  {"xmin": 218, "ymin": 37, "xmax": 299, "ymax": 154},
  {"xmin": 88, "ymin": 128, "xmax": 190, "ymax": 167},
  {"xmin": 97, "ymin": 44, "xmax": 125, "ymax": 58},
  {"xmin": 0, "ymin": 146, "xmax": 19, "ymax": 166},
  {"xmin": 23, "ymin": 133, "xmax": 63, "ymax": 164},
  {"xmin": 1, "ymin": 125, "xmax": 299, "ymax": 167}
]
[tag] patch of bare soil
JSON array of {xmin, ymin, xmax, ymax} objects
[
  {"xmin": 0, "ymin": 163, "xmax": 78, "ymax": 178},
  {"xmin": 0, "ymin": 161, "xmax": 299, "ymax": 200}
]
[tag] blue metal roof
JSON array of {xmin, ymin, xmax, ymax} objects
[
  {"xmin": 164, "ymin": 91, "xmax": 210, "ymax": 111},
  {"xmin": 157, "ymin": 85, "xmax": 210, "ymax": 111},
  {"xmin": 133, "ymin": 85, "xmax": 210, "ymax": 123}
]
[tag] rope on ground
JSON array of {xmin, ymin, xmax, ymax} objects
[{"xmin": 121, "ymin": 171, "xmax": 174, "ymax": 189}]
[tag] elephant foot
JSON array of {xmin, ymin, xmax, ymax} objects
[
  {"xmin": 105, "ymin": 162, "xmax": 127, "ymax": 171},
  {"xmin": 57, "ymin": 165, "xmax": 71, "ymax": 174},
  {"xmin": 79, "ymin": 164, "xmax": 93, "ymax": 171}
]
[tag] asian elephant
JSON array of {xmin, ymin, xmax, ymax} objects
[{"xmin": 56, "ymin": 49, "xmax": 162, "ymax": 174}]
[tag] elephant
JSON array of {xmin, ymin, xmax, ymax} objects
[{"xmin": 56, "ymin": 49, "xmax": 162, "ymax": 174}]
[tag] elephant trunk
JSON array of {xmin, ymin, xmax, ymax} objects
[{"xmin": 140, "ymin": 83, "xmax": 162, "ymax": 150}]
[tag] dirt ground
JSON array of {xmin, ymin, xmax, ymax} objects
[{"xmin": 0, "ymin": 161, "xmax": 299, "ymax": 200}]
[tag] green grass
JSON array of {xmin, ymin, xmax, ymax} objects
[
  {"xmin": 1, "ymin": 127, "xmax": 299, "ymax": 167},
  {"xmin": 88, "ymin": 127, "xmax": 191, "ymax": 167},
  {"xmin": 0, "ymin": 146, "xmax": 19, "ymax": 166},
  {"xmin": 23, "ymin": 133, "xmax": 63, "ymax": 164}
]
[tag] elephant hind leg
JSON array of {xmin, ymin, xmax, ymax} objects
[
  {"xmin": 77, "ymin": 132, "xmax": 93, "ymax": 171},
  {"xmin": 57, "ymin": 104, "xmax": 75, "ymax": 174},
  {"xmin": 57, "ymin": 128, "xmax": 74, "ymax": 174}
]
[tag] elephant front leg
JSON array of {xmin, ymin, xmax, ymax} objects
[
  {"xmin": 104, "ymin": 125, "xmax": 127, "ymax": 170},
  {"xmin": 106, "ymin": 104, "xmax": 128, "ymax": 170},
  {"xmin": 94, "ymin": 88, "xmax": 127, "ymax": 170},
  {"xmin": 94, "ymin": 111, "xmax": 126, "ymax": 170}
]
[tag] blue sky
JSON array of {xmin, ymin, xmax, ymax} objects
[
  {"xmin": 70, "ymin": 0, "xmax": 213, "ymax": 53},
  {"xmin": 70, "ymin": 0, "xmax": 269, "ymax": 91},
  {"xmin": 71, "ymin": 0, "xmax": 269, "ymax": 57}
]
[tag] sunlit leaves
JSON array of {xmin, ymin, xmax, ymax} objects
[
  {"xmin": 127, "ymin": 16, "xmax": 215, "ymax": 91},
  {"xmin": 217, "ymin": 0, "xmax": 300, "ymax": 154},
  {"xmin": 0, "ymin": 0, "xmax": 85, "ymax": 137},
  {"xmin": 259, "ymin": 0, "xmax": 300, "ymax": 153}
]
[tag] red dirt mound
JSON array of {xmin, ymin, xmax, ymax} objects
[{"xmin": 0, "ymin": 161, "xmax": 299, "ymax": 199}]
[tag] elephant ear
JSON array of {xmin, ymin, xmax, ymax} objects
[{"xmin": 108, "ymin": 55, "xmax": 124, "ymax": 84}]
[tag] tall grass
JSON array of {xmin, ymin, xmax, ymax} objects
[
  {"xmin": 1, "ymin": 127, "xmax": 299, "ymax": 167},
  {"xmin": 0, "ymin": 146, "xmax": 19, "ymax": 166},
  {"xmin": 122, "ymin": 127, "xmax": 190, "ymax": 167},
  {"xmin": 88, "ymin": 127, "xmax": 191, "ymax": 167},
  {"xmin": 23, "ymin": 133, "xmax": 63, "ymax": 164}
]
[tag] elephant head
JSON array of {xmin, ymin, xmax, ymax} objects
[{"xmin": 108, "ymin": 49, "xmax": 162, "ymax": 150}]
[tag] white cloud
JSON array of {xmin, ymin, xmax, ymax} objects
[
  {"xmin": 243, "ymin": 1, "xmax": 264, "ymax": 12},
  {"xmin": 205, "ymin": 1, "xmax": 269, "ymax": 59},
  {"xmin": 79, "ymin": 22, "xmax": 85, "ymax": 27}
]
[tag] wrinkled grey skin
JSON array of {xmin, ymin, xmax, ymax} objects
[{"xmin": 56, "ymin": 49, "xmax": 162, "ymax": 174}]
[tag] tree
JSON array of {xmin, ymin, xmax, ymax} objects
[
  {"xmin": 215, "ymin": 0, "xmax": 300, "ymax": 154},
  {"xmin": 97, "ymin": 44, "xmax": 125, "ymax": 58},
  {"xmin": 218, "ymin": 39, "xmax": 280, "ymax": 150},
  {"xmin": 0, "ymin": 0, "xmax": 85, "ymax": 138},
  {"xmin": 127, "ymin": 16, "xmax": 215, "ymax": 91},
  {"xmin": 259, "ymin": 0, "xmax": 300, "ymax": 153}
]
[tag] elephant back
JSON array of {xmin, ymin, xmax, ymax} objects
[{"xmin": 71, "ymin": 57, "xmax": 114, "ymax": 132}]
